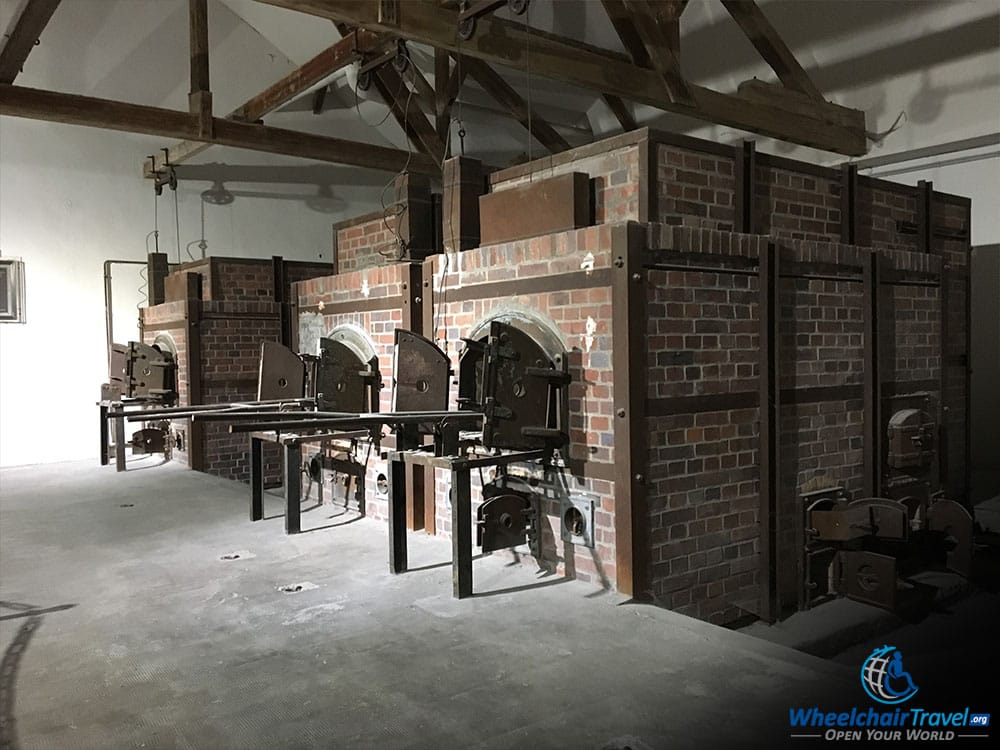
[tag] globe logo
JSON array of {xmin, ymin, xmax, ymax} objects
[{"xmin": 861, "ymin": 645, "xmax": 919, "ymax": 705}]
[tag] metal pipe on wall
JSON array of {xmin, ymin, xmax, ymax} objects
[{"xmin": 103, "ymin": 259, "xmax": 147, "ymax": 375}]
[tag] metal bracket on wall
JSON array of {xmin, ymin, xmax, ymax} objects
[{"xmin": 560, "ymin": 492, "xmax": 597, "ymax": 549}]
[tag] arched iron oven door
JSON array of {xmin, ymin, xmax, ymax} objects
[
  {"xmin": 393, "ymin": 329, "xmax": 451, "ymax": 413},
  {"xmin": 463, "ymin": 320, "xmax": 568, "ymax": 451},
  {"xmin": 257, "ymin": 341, "xmax": 306, "ymax": 401},
  {"xmin": 316, "ymin": 337, "xmax": 380, "ymax": 413}
]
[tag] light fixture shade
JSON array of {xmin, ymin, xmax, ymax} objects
[{"xmin": 201, "ymin": 180, "xmax": 234, "ymax": 205}]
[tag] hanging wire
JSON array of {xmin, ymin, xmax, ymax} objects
[
  {"xmin": 526, "ymin": 1, "xmax": 533, "ymax": 174},
  {"xmin": 172, "ymin": 187, "xmax": 188, "ymax": 262},
  {"xmin": 152, "ymin": 188, "xmax": 160, "ymax": 254},
  {"xmin": 432, "ymin": 36, "xmax": 469, "ymax": 349},
  {"xmin": 376, "ymin": 78, "xmax": 417, "ymax": 262},
  {"xmin": 353, "ymin": 59, "xmax": 407, "ymax": 129},
  {"xmin": 350, "ymin": 50, "xmax": 417, "ymax": 263},
  {"xmin": 185, "ymin": 200, "xmax": 209, "ymax": 260}
]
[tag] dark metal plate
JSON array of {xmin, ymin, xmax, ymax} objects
[
  {"xmin": 805, "ymin": 546, "xmax": 837, "ymax": 607},
  {"xmin": 847, "ymin": 498, "xmax": 909, "ymax": 541},
  {"xmin": 809, "ymin": 508, "xmax": 859, "ymax": 542},
  {"xmin": 477, "ymin": 492, "xmax": 532, "ymax": 552},
  {"xmin": 315, "ymin": 338, "xmax": 377, "ymax": 413},
  {"xmin": 257, "ymin": 341, "xmax": 306, "ymax": 401},
  {"xmin": 480, "ymin": 321, "xmax": 558, "ymax": 451},
  {"xmin": 109, "ymin": 344, "xmax": 130, "ymax": 392},
  {"xmin": 393, "ymin": 329, "xmax": 450, "ymax": 412},
  {"xmin": 457, "ymin": 338, "xmax": 487, "ymax": 410},
  {"xmin": 887, "ymin": 407, "xmax": 935, "ymax": 469},
  {"xmin": 110, "ymin": 341, "xmax": 176, "ymax": 399},
  {"xmin": 840, "ymin": 550, "xmax": 898, "ymax": 610},
  {"xmin": 130, "ymin": 428, "xmax": 166, "ymax": 455},
  {"xmin": 927, "ymin": 498, "xmax": 974, "ymax": 576},
  {"xmin": 478, "ymin": 172, "xmax": 591, "ymax": 246}
]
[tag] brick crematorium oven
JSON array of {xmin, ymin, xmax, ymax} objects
[
  {"xmin": 129, "ymin": 126, "xmax": 970, "ymax": 627},
  {"xmin": 138, "ymin": 255, "xmax": 332, "ymax": 482}
]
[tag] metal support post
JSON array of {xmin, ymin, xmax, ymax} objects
[
  {"xmin": 251, "ymin": 436, "xmax": 264, "ymax": 521},
  {"xmin": 284, "ymin": 443, "xmax": 302, "ymax": 534},
  {"xmin": 389, "ymin": 456, "xmax": 408, "ymax": 573},
  {"xmin": 451, "ymin": 467, "xmax": 473, "ymax": 598}
]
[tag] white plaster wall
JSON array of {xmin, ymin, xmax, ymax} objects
[
  {"xmin": 2, "ymin": 0, "xmax": 997, "ymax": 469},
  {"xmin": 0, "ymin": 0, "xmax": 393, "ymax": 466}
]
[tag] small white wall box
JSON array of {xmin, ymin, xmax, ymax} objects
[{"xmin": 0, "ymin": 258, "xmax": 26, "ymax": 323}]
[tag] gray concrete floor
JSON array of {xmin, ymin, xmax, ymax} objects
[{"xmin": 1, "ymin": 458, "xmax": 856, "ymax": 750}]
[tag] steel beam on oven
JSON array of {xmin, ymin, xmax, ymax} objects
[
  {"xmin": 840, "ymin": 163, "xmax": 859, "ymax": 244},
  {"xmin": 734, "ymin": 139, "xmax": 757, "ymax": 234},
  {"xmin": 863, "ymin": 250, "xmax": 882, "ymax": 497},
  {"xmin": 611, "ymin": 222, "xmax": 649, "ymax": 599},
  {"xmin": 758, "ymin": 241, "xmax": 780, "ymax": 621}
]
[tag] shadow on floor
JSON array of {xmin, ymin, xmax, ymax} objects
[
  {"xmin": 472, "ymin": 575, "xmax": 574, "ymax": 598},
  {"xmin": 0, "ymin": 601, "xmax": 77, "ymax": 750}
]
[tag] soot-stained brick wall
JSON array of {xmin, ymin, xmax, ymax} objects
[
  {"xmin": 656, "ymin": 143, "xmax": 736, "ymax": 231},
  {"xmin": 640, "ymin": 222, "xmax": 961, "ymax": 624},
  {"xmin": 141, "ymin": 258, "xmax": 330, "ymax": 483},
  {"xmin": 294, "ymin": 263, "xmax": 410, "ymax": 521},
  {"xmin": 754, "ymin": 160, "xmax": 842, "ymax": 242},
  {"xmin": 423, "ymin": 225, "xmax": 619, "ymax": 588},
  {"xmin": 333, "ymin": 212, "xmax": 398, "ymax": 275},
  {"xmin": 489, "ymin": 133, "xmax": 642, "ymax": 224}
]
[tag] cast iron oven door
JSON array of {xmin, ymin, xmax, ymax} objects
[
  {"xmin": 462, "ymin": 321, "xmax": 566, "ymax": 451},
  {"xmin": 110, "ymin": 341, "xmax": 176, "ymax": 400},
  {"xmin": 927, "ymin": 498, "xmax": 974, "ymax": 577},
  {"xmin": 393, "ymin": 329, "xmax": 451, "ymax": 413},
  {"xmin": 316, "ymin": 337, "xmax": 380, "ymax": 412},
  {"xmin": 257, "ymin": 341, "xmax": 306, "ymax": 401},
  {"xmin": 887, "ymin": 408, "xmax": 936, "ymax": 470},
  {"xmin": 838, "ymin": 550, "xmax": 898, "ymax": 611},
  {"xmin": 130, "ymin": 427, "xmax": 165, "ymax": 455},
  {"xmin": 477, "ymin": 478, "xmax": 538, "ymax": 554},
  {"xmin": 807, "ymin": 497, "xmax": 908, "ymax": 542}
]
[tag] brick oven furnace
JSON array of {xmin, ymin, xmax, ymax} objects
[
  {"xmin": 140, "ymin": 255, "xmax": 332, "ymax": 482},
  {"xmin": 271, "ymin": 126, "xmax": 970, "ymax": 625}
]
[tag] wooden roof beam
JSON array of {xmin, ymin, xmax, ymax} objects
[
  {"xmin": 618, "ymin": 0, "xmax": 692, "ymax": 104},
  {"xmin": 603, "ymin": 94, "xmax": 637, "ymax": 132},
  {"xmin": 372, "ymin": 65, "xmax": 446, "ymax": 165},
  {"xmin": 720, "ymin": 0, "xmax": 824, "ymax": 101},
  {"xmin": 145, "ymin": 28, "xmax": 393, "ymax": 176},
  {"xmin": 188, "ymin": 0, "xmax": 212, "ymax": 138},
  {"xmin": 0, "ymin": 83, "xmax": 440, "ymax": 175},
  {"xmin": 256, "ymin": 0, "xmax": 866, "ymax": 155},
  {"xmin": 459, "ymin": 55, "xmax": 570, "ymax": 154},
  {"xmin": 0, "ymin": 0, "xmax": 61, "ymax": 84}
]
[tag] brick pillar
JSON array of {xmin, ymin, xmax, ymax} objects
[{"xmin": 441, "ymin": 156, "xmax": 484, "ymax": 253}]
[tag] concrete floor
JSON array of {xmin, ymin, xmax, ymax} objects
[{"xmin": 2, "ymin": 459, "xmax": 860, "ymax": 749}]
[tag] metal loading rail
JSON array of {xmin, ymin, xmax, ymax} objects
[
  {"xmin": 120, "ymin": 322, "xmax": 572, "ymax": 599},
  {"xmin": 215, "ymin": 409, "xmax": 486, "ymax": 536},
  {"xmin": 223, "ymin": 406, "xmax": 554, "ymax": 598}
]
